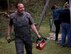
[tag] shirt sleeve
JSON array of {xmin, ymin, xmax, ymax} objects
[
  {"xmin": 9, "ymin": 15, "xmax": 13, "ymax": 26},
  {"xmin": 9, "ymin": 18, "xmax": 13, "ymax": 26},
  {"xmin": 27, "ymin": 13, "xmax": 34, "ymax": 25}
]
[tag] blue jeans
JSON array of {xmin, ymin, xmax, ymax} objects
[
  {"xmin": 61, "ymin": 23, "xmax": 71, "ymax": 46},
  {"xmin": 15, "ymin": 37, "xmax": 32, "ymax": 54}
]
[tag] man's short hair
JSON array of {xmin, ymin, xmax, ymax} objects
[
  {"xmin": 15, "ymin": 2, "xmax": 24, "ymax": 8},
  {"xmin": 51, "ymin": 5, "xmax": 56, "ymax": 10}
]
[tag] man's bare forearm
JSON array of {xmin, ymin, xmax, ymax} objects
[
  {"xmin": 7, "ymin": 25, "xmax": 13, "ymax": 36},
  {"xmin": 31, "ymin": 24, "xmax": 41, "ymax": 38}
]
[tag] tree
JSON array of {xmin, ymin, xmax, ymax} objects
[{"xmin": 0, "ymin": 0, "xmax": 8, "ymax": 10}]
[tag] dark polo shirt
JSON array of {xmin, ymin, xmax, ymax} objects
[{"xmin": 9, "ymin": 11, "xmax": 34, "ymax": 40}]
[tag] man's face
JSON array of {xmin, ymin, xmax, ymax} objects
[{"xmin": 17, "ymin": 3, "xmax": 25, "ymax": 13}]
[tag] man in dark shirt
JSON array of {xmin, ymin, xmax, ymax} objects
[
  {"xmin": 6, "ymin": 3, "xmax": 41, "ymax": 54},
  {"xmin": 59, "ymin": 3, "xmax": 71, "ymax": 47}
]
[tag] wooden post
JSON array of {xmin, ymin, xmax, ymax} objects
[
  {"xmin": 7, "ymin": 0, "xmax": 9, "ymax": 13},
  {"xmin": 37, "ymin": 0, "xmax": 50, "ymax": 31}
]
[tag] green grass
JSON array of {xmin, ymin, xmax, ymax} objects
[
  {"xmin": 0, "ymin": 37, "xmax": 71, "ymax": 54},
  {"xmin": 0, "ymin": 25, "xmax": 71, "ymax": 54},
  {"xmin": 0, "ymin": 38, "xmax": 16, "ymax": 54},
  {"xmin": 32, "ymin": 40, "xmax": 71, "ymax": 54}
]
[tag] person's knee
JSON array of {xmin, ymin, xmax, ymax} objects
[{"xmin": 17, "ymin": 50, "xmax": 24, "ymax": 54}]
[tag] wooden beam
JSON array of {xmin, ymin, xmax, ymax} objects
[
  {"xmin": 7, "ymin": 0, "xmax": 10, "ymax": 13},
  {"xmin": 37, "ymin": 0, "xmax": 50, "ymax": 30},
  {"xmin": 0, "ymin": 12, "xmax": 5, "ymax": 14}
]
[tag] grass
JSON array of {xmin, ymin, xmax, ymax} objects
[
  {"xmin": 0, "ymin": 24, "xmax": 71, "ymax": 54},
  {"xmin": 32, "ymin": 40, "xmax": 71, "ymax": 54},
  {"xmin": 0, "ymin": 37, "xmax": 71, "ymax": 54}
]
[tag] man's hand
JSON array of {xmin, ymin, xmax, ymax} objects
[
  {"xmin": 4, "ymin": 12, "xmax": 9, "ymax": 18},
  {"xmin": 6, "ymin": 35, "xmax": 11, "ymax": 43},
  {"xmin": 37, "ymin": 34, "xmax": 42, "ymax": 39}
]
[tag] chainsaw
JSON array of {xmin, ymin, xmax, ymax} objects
[{"xmin": 35, "ymin": 37, "xmax": 47, "ymax": 50}]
